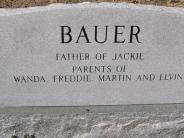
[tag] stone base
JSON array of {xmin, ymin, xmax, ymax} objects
[{"xmin": 1, "ymin": 104, "xmax": 184, "ymax": 138}]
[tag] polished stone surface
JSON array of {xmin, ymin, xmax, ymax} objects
[{"xmin": 0, "ymin": 3, "xmax": 184, "ymax": 106}]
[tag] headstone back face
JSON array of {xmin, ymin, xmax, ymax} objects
[{"xmin": 0, "ymin": 3, "xmax": 184, "ymax": 106}]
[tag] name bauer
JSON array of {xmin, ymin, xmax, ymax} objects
[{"xmin": 60, "ymin": 25, "xmax": 142, "ymax": 44}]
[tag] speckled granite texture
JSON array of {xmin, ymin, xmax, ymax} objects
[
  {"xmin": 1, "ymin": 112, "xmax": 184, "ymax": 138},
  {"xmin": 1, "ymin": 105, "xmax": 184, "ymax": 138},
  {"xmin": 0, "ymin": 3, "xmax": 184, "ymax": 138}
]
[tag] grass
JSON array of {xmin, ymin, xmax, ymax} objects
[{"xmin": 0, "ymin": 0, "xmax": 184, "ymax": 8}]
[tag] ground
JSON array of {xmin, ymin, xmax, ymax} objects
[{"xmin": 0, "ymin": 0, "xmax": 184, "ymax": 8}]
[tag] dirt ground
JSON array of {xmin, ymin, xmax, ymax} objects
[{"xmin": 0, "ymin": 0, "xmax": 184, "ymax": 8}]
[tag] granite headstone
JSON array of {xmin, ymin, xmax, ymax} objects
[{"xmin": 0, "ymin": 3, "xmax": 184, "ymax": 106}]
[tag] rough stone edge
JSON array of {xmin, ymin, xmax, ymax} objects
[
  {"xmin": 0, "ymin": 2, "xmax": 184, "ymax": 16},
  {"xmin": 0, "ymin": 103, "xmax": 184, "ymax": 114}
]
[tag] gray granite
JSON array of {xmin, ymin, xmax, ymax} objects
[
  {"xmin": 0, "ymin": 3, "xmax": 184, "ymax": 106},
  {"xmin": 1, "ymin": 105, "xmax": 184, "ymax": 138},
  {"xmin": 1, "ymin": 3, "xmax": 184, "ymax": 137}
]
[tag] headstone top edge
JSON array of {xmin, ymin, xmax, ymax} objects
[{"xmin": 0, "ymin": 2, "xmax": 184, "ymax": 16}]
